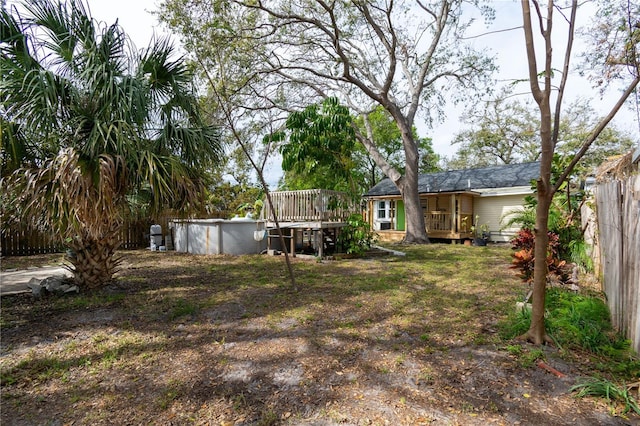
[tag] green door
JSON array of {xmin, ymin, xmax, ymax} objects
[{"xmin": 396, "ymin": 200, "xmax": 405, "ymax": 231}]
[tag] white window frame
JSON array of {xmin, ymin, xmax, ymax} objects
[
  {"xmin": 377, "ymin": 201, "xmax": 388, "ymax": 220},
  {"xmin": 375, "ymin": 200, "xmax": 394, "ymax": 230}
]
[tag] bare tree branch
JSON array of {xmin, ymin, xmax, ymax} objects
[
  {"xmin": 551, "ymin": 0, "xmax": 577, "ymax": 149},
  {"xmin": 552, "ymin": 74, "xmax": 640, "ymax": 194},
  {"xmin": 196, "ymin": 54, "xmax": 298, "ymax": 291}
]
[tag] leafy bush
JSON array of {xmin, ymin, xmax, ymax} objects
[
  {"xmin": 502, "ymin": 188, "xmax": 593, "ymax": 272},
  {"xmin": 568, "ymin": 239, "xmax": 594, "ymax": 272},
  {"xmin": 338, "ymin": 214, "xmax": 378, "ymax": 255},
  {"xmin": 510, "ymin": 228, "xmax": 564, "ymax": 282},
  {"xmin": 545, "ymin": 290, "xmax": 614, "ymax": 353}
]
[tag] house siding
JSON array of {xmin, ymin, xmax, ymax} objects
[{"xmin": 474, "ymin": 193, "xmax": 528, "ymax": 242}]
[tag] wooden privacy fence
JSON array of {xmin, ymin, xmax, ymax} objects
[
  {"xmin": 0, "ymin": 209, "xmax": 231, "ymax": 257},
  {"xmin": 1, "ymin": 227, "xmax": 64, "ymax": 256},
  {"xmin": 595, "ymin": 175, "xmax": 640, "ymax": 353},
  {"xmin": 1, "ymin": 216, "xmax": 173, "ymax": 257}
]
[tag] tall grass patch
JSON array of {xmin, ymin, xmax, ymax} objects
[
  {"xmin": 501, "ymin": 288, "xmax": 639, "ymax": 380},
  {"xmin": 571, "ymin": 377, "xmax": 640, "ymax": 416}
]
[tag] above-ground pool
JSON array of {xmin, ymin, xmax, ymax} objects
[{"xmin": 171, "ymin": 218, "xmax": 268, "ymax": 255}]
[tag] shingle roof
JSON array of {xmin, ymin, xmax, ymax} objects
[{"xmin": 364, "ymin": 162, "xmax": 540, "ymax": 197}]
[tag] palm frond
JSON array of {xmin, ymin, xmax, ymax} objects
[
  {"xmin": 9, "ymin": 147, "xmax": 125, "ymax": 238},
  {"xmin": 0, "ymin": 6, "xmax": 37, "ymax": 69},
  {"xmin": 138, "ymin": 36, "xmax": 196, "ymax": 119},
  {"xmin": 1, "ymin": 118, "xmax": 29, "ymax": 174},
  {"xmin": 23, "ymin": 0, "xmax": 78, "ymax": 66},
  {"xmin": 501, "ymin": 207, "xmax": 536, "ymax": 230},
  {"xmin": 157, "ymin": 122, "xmax": 223, "ymax": 167},
  {"xmin": 132, "ymin": 148, "xmax": 209, "ymax": 213},
  {"xmin": 3, "ymin": 66, "xmax": 70, "ymax": 137}
]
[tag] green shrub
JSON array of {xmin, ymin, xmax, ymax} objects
[
  {"xmin": 545, "ymin": 290, "xmax": 612, "ymax": 353},
  {"xmin": 568, "ymin": 239, "xmax": 594, "ymax": 272},
  {"xmin": 338, "ymin": 214, "xmax": 378, "ymax": 255},
  {"xmin": 502, "ymin": 186, "xmax": 593, "ymax": 272}
]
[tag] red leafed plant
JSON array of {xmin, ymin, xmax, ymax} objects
[{"xmin": 510, "ymin": 228, "xmax": 564, "ymax": 282}]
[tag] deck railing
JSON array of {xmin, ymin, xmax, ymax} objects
[
  {"xmin": 425, "ymin": 212, "xmax": 475, "ymax": 234},
  {"xmin": 426, "ymin": 212, "xmax": 452, "ymax": 232},
  {"xmin": 261, "ymin": 189, "xmax": 359, "ymax": 222}
]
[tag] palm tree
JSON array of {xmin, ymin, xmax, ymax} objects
[{"xmin": 0, "ymin": 0, "xmax": 222, "ymax": 289}]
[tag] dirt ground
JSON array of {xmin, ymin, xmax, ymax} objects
[{"xmin": 1, "ymin": 248, "xmax": 638, "ymax": 425}]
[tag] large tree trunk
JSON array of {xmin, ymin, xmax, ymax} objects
[
  {"xmin": 357, "ymin": 109, "xmax": 429, "ymax": 243},
  {"xmin": 401, "ymin": 166, "xmax": 430, "ymax": 244},
  {"xmin": 402, "ymin": 189, "xmax": 429, "ymax": 243},
  {"xmin": 399, "ymin": 121, "xmax": 430, "ymax": 244}
]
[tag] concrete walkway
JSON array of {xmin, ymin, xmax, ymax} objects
[{"xmin": 0, "ymin": 266, "xmax": 73, "ymax": 296}]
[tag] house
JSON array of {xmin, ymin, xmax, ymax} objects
[{"xmin": 363, "ymin": 162, "xmax": 540, "ymax": 243}]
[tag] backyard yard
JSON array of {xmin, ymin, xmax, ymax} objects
[{"xmin": 0, "ymin": 245, "xmax": 637, "ymax": 425}]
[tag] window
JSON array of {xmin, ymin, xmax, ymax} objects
[{"xmin": 377, "ymin": 201, "xmax": 387, "ymax": 219}]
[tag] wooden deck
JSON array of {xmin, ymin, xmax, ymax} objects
[
  {"xmin": 262, "ymin": 189, "xmax": 358, "ymax": 222},
  {"xmin": 266, "ymin": 221, "xmax": 349, "ymax": 258},
  {"xmin": 376, "ymin": 229, "xmax": 474, "ymax": 243},
  {"xmin": 261, "ymin": 189, "xmax": 359, "ymax": 258}
]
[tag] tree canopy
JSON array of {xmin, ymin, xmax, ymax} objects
[
  {"xmin": 159, "ymin": 0, "xmax": 496, "ymax": 243},
  {"xmin": 446, "ymin": 91, "xmax": 636, "ymax": 171},
  {"xmin": 278, "ymin": 100, "xmax": 441, "ymax": 194},
  {"xmin": 354, "ymin": 107, "xmax": 440, "ymax": 188},
  {"xmin": 279, "ymin": 97, "xmax": 358, "ymax": 194}
]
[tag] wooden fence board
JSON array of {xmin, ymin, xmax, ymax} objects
[
  {"xmin": 595, "ymin": 175, "xmax": 640, "ymax": 353},
  {"xmin": 623, "ymin": 176, "xmax": 640, "ymax": 353},
  {"xmin": 2, "ymin": 221, "xmax": 147, "ymax": 257},
  {"xmin": 596, "ymin": 180, "xmax": 623, "ymax": 329},
  {"xmin": 1, "ymin": 212, "xmax": 202, "ymax": 257}
]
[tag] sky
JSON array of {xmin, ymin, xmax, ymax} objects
[
  {"xmin": 428, "ymin": 1, "xmax": 640, "ymax": 157},
  {"xmin": 76, "ymin": 1, "xmax": 640, "ymax": 185}
]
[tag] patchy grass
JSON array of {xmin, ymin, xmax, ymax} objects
[
  {"xmin": 1, "ymin": 245, "xmax": 637, "ymax": 425},
  {"xmin": 168, "ymin": 298, "xmax": 199, "ymax": 320}
]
